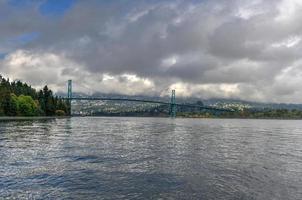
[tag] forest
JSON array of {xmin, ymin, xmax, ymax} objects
[{"xmin": 0, "ymin": 75, "xmax": 70, "ymax": 116}]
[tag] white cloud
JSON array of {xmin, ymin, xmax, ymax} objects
[
  {"xmin": 0, "ymin": 50, "xmax": 78, "ymax": 89},
  {"xmin": 271, "ymin": 36, "xmax": 301, "ymax": 48},
  {"xmin": 2, "ymin": 0, "xmax": 302, "ymax": 103},
  {"xmin": 168, "ymin": 82, "xmax": 240, "ymax": 99},
  {"xmin": 160, "ymin": 56, "xmax": 178, "ymax": 69},
  {"xmin": 0, "ymin": 50, "xmax": 157, "ymax": 96},
  {"xmin": 275, "ymin": 0, "xmax": 302, "ymax": 22}
]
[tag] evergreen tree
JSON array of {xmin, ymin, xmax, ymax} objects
[
  {"xmin": 0, "ymin": 74, "xmax": 69, "ymax": 116},
  {"xmin": 3, "ymin": 94, "xmax": 19, "ymax": 116}
]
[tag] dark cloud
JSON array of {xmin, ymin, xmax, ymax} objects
[{"xmin": 1, "ymin": 0, "xmax": 302, "ymax": 103}]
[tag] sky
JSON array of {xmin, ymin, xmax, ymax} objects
[{"xmin": 1, "ymin": 0, "xmax": 302, "ymax": 103}]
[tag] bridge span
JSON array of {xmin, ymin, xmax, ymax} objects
[{"xmin": 64, "ymin": 80, "xmax": 233, "ymax": 117}]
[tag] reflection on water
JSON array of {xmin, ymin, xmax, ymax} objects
[{"xmin": 1, "ymin": 117, "xmax": 302, "ymax": 199}]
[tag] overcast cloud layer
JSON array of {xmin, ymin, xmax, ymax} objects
[{"xmin": 1, "ymin": 0, "xmax": 302, "ymax": 103}]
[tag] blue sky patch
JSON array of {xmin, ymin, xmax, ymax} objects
[
  {"xmin": 8, "ymin": 0, "xmax": 38, "ymax": 8},
  {"xmin": 39, "ymin": 0, "xmax": 76, "ymax": 16},
  {"xmin": 0, "ymin": 52, "xmax": 8, "ymax": 59},
  {"xmin": 8, "ymin": 32, "xmax": 40, "ymax": 45}
]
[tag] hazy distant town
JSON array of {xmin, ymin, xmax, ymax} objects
[{"xmin": 69, "ymin": 92, "xmax": 302, "ymax": 119}]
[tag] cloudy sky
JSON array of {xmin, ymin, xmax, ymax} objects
[{"xmin": 1, "ymin": 0, "xmax": 302, "ymax": 103}]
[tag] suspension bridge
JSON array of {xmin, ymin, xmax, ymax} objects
[{"xmin": 64, "ymin": 80, "xmax": 233, "ymax": 117}]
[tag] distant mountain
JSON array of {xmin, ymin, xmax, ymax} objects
[{"xmin": 203, "ymin": 98, "xmax": 302, "ymax": 111}]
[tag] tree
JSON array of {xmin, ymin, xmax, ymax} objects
[
  {"xmin": 42, "ymin": 86, "xmax": 56, "ymax": 115},
  {"xmin": 0, "ymin": 74, "xmax": 69, "ymax": 116},
  {"xmin": 38, "ymin": 90, "xmax": 45, "ymax": 115},
  {"xmin": 1, "ymin": 93, "xmax": 18, "ymax": 116},
  {"xmin": 55, "ymin": 110, "xmax": 66, "ymax": 116},
  {"xmin": 17, "ymin": 95, "xmax": 39, "ymax": 116}
]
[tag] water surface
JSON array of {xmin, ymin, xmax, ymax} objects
[{"xmin": 1, "ymin": 117, "xmax": 302, "ymax": 199}]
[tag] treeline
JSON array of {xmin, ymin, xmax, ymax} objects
[
  {"xmin": 221, "ymin": 108, "xmax": 302, "ymax": 119},
  {"xmin": 0, "ymin": 75, "xmax": 70, "ymax": 116}
]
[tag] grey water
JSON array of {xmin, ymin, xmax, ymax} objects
[{"xmin": 0, "ymin": 117, "xmax": 302, "ymax": 200}]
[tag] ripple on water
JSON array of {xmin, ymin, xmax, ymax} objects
[{"xmin": 1, "ymin": 117, "xmax": 302, "ymax": 199}]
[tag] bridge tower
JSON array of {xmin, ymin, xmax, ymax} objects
[
  {"xmin": 67, "ymin": 80, "xmax": 72, "ymax": 99},
  {"xmin": 67, "ymin": 80, "xmax": 72, "ymax": 114},
  {"xmin": 170, "ymin": 89, "xmax": 176, "ymax": 118}
]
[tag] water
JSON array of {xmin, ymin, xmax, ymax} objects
[{"xmin": 1, "ymin": 117, "xmax": 302, "ymax": 200}]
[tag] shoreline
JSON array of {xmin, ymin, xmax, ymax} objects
[
  {"xmin": 1, "ymin": 116, "xmax": 302, "ymax": 121},
  {"xmin": 74, "ymin": 115, "xmax": 302, "ymax": 120},
  {"xmin": 0, "ymin": 116, "xmax": 71, "ymax": 121}
]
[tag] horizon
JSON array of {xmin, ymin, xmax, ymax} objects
[
  {"xmin": 3, "ymin": 73, "xmax": 302, "ymax": 106},
  {"xmin": 3, "ymin": 73, "xmax": 302, "ymax": 105},
  {"xmin": 1, "ymin": 0, "xmax": 302, "ymax": 103}
]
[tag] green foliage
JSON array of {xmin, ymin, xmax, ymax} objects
[
  {"xmin": 17, "ymin": 95, "xmax": 38, "ymax": 116},
  {"xmin": 0, "ymin": 75, "xmax": 69, "ymax": 117},
  {"xmin": 6, "ymin": 94, "xmax": 19, "ymax": 116},
  {"xmin": 55, "ymin": 110, "xmax": 66, "ymax": 116}
]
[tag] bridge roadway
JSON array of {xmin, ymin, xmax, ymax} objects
[{"xmin": 64, "ymin": 97, "xmax": 233, "ymax": 112}]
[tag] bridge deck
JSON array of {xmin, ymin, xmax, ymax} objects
[{"xmin": 63, "ymin": 97, "xmax": 233, "ymax": 112}]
